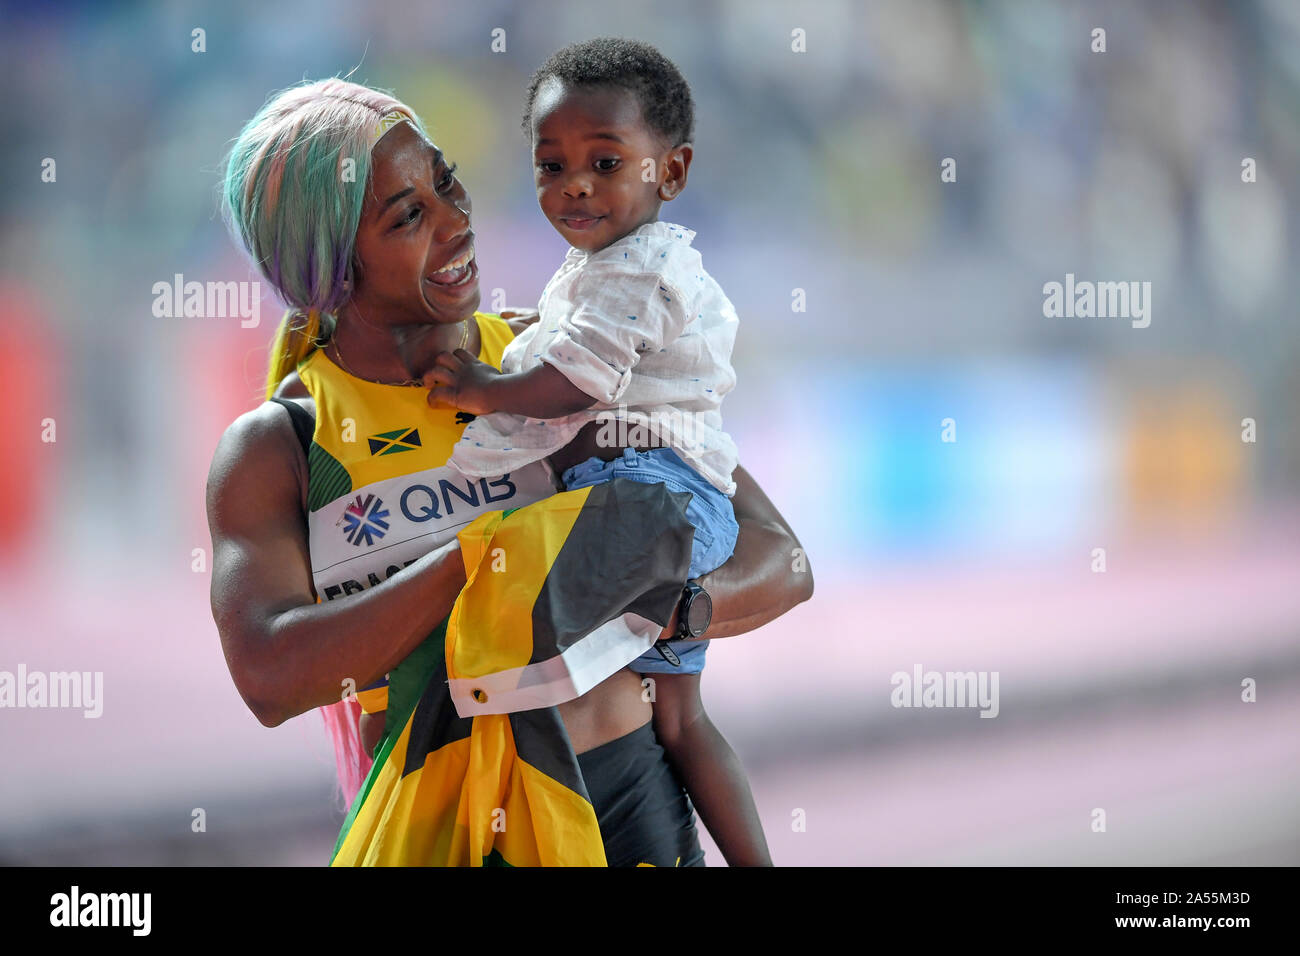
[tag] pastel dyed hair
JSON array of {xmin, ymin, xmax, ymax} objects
[
  {"xmin": 222, "ymin": 77, "xmax": 426, "ymax": 400},
  {"xmin": 222, "ymin": 77, "xmax": 425, "ymax": 807}
]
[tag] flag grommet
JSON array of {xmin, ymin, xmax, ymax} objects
[{"xmin": 472, "ymin": 688, "xmax": 488, "ymax": 703}]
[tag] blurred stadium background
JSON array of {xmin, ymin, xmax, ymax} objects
[{"xmin": 1, "ymin": 0, "xmax": 1297, "ymax": 865}]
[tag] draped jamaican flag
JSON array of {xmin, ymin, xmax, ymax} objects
[{"xmin": 329, "ymin": 478, "xmax": 695, "ymax": 866}]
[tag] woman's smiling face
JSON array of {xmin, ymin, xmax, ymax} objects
[{"xmin": 351, "ymin": 121, "xmax": 480, "ymax": 324}]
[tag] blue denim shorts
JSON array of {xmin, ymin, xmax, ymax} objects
[{"xmin": 561, "ymin": 446, "xmax": 738, "ymax": 675}]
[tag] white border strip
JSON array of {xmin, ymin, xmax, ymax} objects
[{"xmin": 448, "ymin": 613, "xmax": 661, "ymax": 717}]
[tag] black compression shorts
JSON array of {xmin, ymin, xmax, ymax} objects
[{"xmin": 576, "ymin": 720, "xmax": 706, "ymax": 867}]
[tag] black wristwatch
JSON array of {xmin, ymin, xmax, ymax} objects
[
  {"xmin": 676, "ymin": 579, "xmax": 712, "ymax": 640},
  {"xmin": 652, "ymin": 579, "xmax": 712, "ymax": 667}
]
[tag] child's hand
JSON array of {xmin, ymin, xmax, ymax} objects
[{"xmin": 423, "ymin": 349, "xmax": 502, "ymax": 416}]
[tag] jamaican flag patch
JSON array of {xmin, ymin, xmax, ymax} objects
[{"xmin": 367, "ymin": 426, "xmax": 422, "ymax": 457}]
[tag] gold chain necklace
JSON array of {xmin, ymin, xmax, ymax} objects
[{"xmin": 329, "ymin": 313, "xmax": 469, "ymax": 387}]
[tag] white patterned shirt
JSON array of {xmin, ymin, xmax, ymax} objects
[{"xmin": 449, "ymin": 221, "xmax": 740, "ymax": 496}]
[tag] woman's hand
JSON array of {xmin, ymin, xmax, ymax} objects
[{"xmin": 657, "ymin": 464, "xmax": 813, "ymax": 641}]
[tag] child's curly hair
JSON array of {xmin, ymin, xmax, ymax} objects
[{"xmin": 523, "ymin": 37, "xmax": 695, "ymax": 147}]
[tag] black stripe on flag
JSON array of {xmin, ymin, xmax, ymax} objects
[{"xmin": 529, "ymin": 478, "xmax": 695, "ymax": 664}]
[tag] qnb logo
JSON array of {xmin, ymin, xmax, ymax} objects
[
  {"xmin": 340, "ymin": 493, "xmax": 390, "ymax": 547},
  {"xmin": 399, "ymin": 474, "xmax": 517, "ymax": 522}
]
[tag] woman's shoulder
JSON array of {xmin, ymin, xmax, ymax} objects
[
  {"xmin": 208, "ymin": 403, "xmax": 309, "ymax": 522},
  {"xmin": 267, "ymin": 370, "xmax": 316, "ymax": 439},
  {"xmin": 271, "ymin": 367, "xmax": 313, "ymax": 403},
  {"xmin": 209, "ymin": 370, "xmax": 315, "ymax": 509},
  {"xmin": 215, "ymin": 394, "xmax": 308, "ymax": 469}
]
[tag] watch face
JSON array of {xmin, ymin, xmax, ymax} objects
[{"xmin": 685, "ymin": 588, "xmax": 712, "ymax": 636}]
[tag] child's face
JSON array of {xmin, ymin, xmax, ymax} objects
[{"xmin": 530, "ymin": 78, "xmax": 688, "ymax": 253}]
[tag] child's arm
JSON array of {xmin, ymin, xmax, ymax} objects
[
  {"xmin": 650, "ymin": 672, "xmax": 773, "ymax": 866},
  {"xmin": 423, "ymin": 348, "xmax": 598, "ymax": 418},
  {"xmin": 431, "ymin": 267, "xmax": 694, "ymax": 418}
]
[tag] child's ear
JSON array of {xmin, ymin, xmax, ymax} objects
[{"xmin": 657, "ymin": 143, "xmax": 693, "ymax": 202}]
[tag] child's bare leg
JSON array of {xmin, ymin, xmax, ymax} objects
[{"xmin": 645, "ymin": 669, "xmax": 772, "ymax": 866}]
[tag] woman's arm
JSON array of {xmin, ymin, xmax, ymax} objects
[
  {"xmin": 660, "ymin": 464, "xmax": 813, "ymax": 641},
  {"xmin": 205, "ymin": 402, "xmax": 467, "ymax": 728}
]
